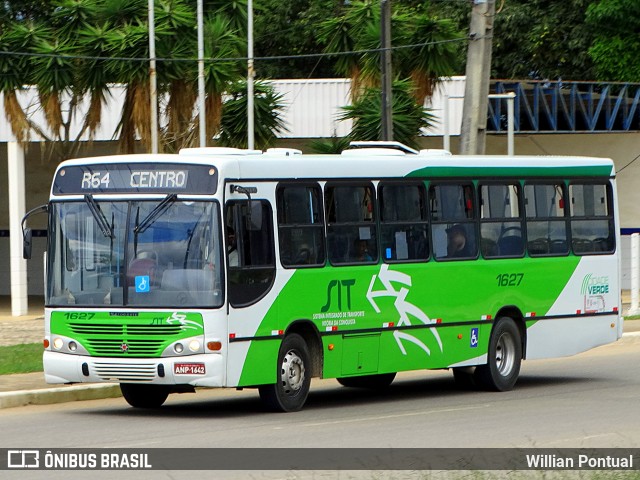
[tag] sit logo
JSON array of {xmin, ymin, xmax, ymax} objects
[{"xmin": 321, "ymin": 279, "xmax": 355, "ymax": 312}]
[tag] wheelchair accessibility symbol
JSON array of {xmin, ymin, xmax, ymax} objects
[
  {"xmin": 470, "ymin": 328, "xmax": 479, "ymax": 348},
  {"xmin": 135, "ymin": 275, "xmax": 150, "ymax": 293}
]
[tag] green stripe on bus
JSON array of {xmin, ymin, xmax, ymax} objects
[{"xmin": 407, "ymin": 165, "xmax": 614, "ymax": 178}]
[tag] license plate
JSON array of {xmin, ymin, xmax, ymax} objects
[{"xmin": 174, "ymin": 363, "xmax": 206, "ymax": 375}]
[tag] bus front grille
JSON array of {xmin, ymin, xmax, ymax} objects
[
  {"xmin": 70, "ymin": 323, "xmax": 183, "ymax": 336},
  {"xmin": 86, "ymin": 339, "xmax": 165, "ymax": 356},
  {"xmin": 65, "ymin": 322, "xmax": 193, "ymax": 357},
  {"xmin": 91, "ymin": 362, "xmax": 157, "ymax": 381}
]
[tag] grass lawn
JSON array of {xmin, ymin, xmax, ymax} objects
[{"xmin": 0, "ymin": 343, "xmax": 43, "ymax": 375}]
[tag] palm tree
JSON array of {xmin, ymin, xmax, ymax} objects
[
  {"xmin": 338, "ymin": 79, "xmax": 436, "ymax": 149},
  {"xmin": 209, "ymin": 0, "xmax": 247, "ymax": 37},
  {"xmin": 0, "ymin": 23, "xmax": 37, "ymax": 144},
  {"xmin": 156, "ymin": 0, "xmax": 198, "ymax": 152},
  {"xmin": 202, "ymin": 15, "xmax": 245, "ymax": 144},
  {"xmin": 317, "ymin": 0, "xmax": 378, "ymax": 101},
  {"xmin": 217, "ymin": 80, "xmax": 287, "ymax": 149},
  {"xmin": 76, "ymin": 20, "xmax": 113, "ymax": 143},
  {"xmin": 95, "ymin": 0, "xmax": 157, "ymax": 153},
  {"xmin": 319, "ymin": 1, "xmax": 462, "ymax": 105},
  {"xmin": 397, "ymin": 12, "xmax": 461, "ymax": 102}
]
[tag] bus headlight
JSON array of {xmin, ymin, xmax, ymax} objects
[
  {"xmin": 47, "ymin": 335, "xmax": 88, "ymax": 355},
  {"xmin": 162, "ymin": 336, "xmax": 204, "ymax": 357}
]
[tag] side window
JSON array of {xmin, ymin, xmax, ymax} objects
[
  {"xmin": 479, "ymin": 183, "xmax": 524, "ymax": 258},
  {"xmin": 524, "ymin": 183, "xmax": 569, "ymax": 256},
  {"xmin": 325, "ymin": 183, "xmax": 378, "ymax": 265},
  {"xmin": 429, "ymin": 183, "xmax": 477, "ymax": 260},
  {"xmin": 569, "ymin": 182, "xmax": 615, "ymax": 254},
  {"xmin": 225, "ymin": 200, "xmax": 275, "ymax": 307},
  {"xmin": 277, "ymin": 183, "xmax": 326, "ymax": 267},
  {"xmin": 379, "ymin": 182, "xmax": 429, "ymax": 262}
]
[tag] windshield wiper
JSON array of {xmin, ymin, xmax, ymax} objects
[
  {"xmin": 134, "ymin": 194, "xmax": 177, "ymax": 234},
  {"xmin": 84, "ymin": 195, "xmax": 113, "ymax": 238}
]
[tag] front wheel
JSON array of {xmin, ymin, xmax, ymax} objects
[
  {"xmin": 120, "ymin": 383, "xmax": 170, "ymax": 408},
  {"xmin": 474, "ymin": 317, "xmax": 522, "ymax": 391},
  {"xmin": 259, "ymin": 334, "xmax": 311, "ymax": 412}
]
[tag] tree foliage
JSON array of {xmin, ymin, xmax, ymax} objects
[
  {"xmin": 2, "ymin": 0, "xmax": 639, "ymax": 161},
  {"xmin": 253, "ymin": 0, "xmax": 337, "ymax": 78},
  {"xmin": 586, "ymin": 0, "xmax": 640, "ymax": 81},
  {"xmin": 338, "ymin": 80, "xmax": 436, "ymax": 150},
  {"xmin": 217, "ymin": 80, "xmax": 287, "ymax": 149},
  {"xmin": 319, "ymin": 0, "xmax": 462, "ymax": 103},
  {"xmin": 0, "ymin": 0, "xmax": 248, "ymax": 158},
  {"xmin": 426, "ymin": 0, "xmax": 597, "ymax": 81}
]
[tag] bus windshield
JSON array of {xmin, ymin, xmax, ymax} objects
[{"xmin": 47, "ymin": 199, "xmax": 223, "ymax": 308}]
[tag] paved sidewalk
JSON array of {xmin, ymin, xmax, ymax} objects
[
  {"xmin": 0, "ymin": 294, "xmax": 638, "ymax": 409},
  {"xmin": 0, "ymin": 296, "xmax": 121, "ymax": 408}
]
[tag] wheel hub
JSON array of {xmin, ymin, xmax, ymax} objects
[
  {"xmin": 495, "ymin": 332, "xmax": 516, "ymax": 376},
  {"xmin": 281, "ymin": 349, "xmax": 305, "ymax": 394}
]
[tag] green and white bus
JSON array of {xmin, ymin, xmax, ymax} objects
[{"xmin": 23, "ymin": 142, "xmax": 622, "ymax": 411}]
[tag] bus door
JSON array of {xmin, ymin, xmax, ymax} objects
[{"xmin": 224, "ymin": 182, "xmax": 280, "ymax": 386}]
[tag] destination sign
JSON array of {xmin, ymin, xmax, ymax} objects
[{"xmin": 52, "ymin": 163, "xmax": 218, "ymax": 195}]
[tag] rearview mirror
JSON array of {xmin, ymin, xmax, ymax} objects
[{"xmin": 23, "ymin": 228, "xmax": 33, "ymax": 260}]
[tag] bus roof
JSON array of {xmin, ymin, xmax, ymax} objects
[{"xmin": 54, "ymin": 149, "xmax": 616, "ymax": 184}]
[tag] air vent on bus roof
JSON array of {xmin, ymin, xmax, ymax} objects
[
  {"xmin": 179, "ymin": 147, "xmax": 262, "ymax": 156},
  {"xmin": 419, "ymin": 149, "xmax": 452, "ymax": 156},
  {"xmin": 347, "ymin": 141, "xmax": 418, "ymax": 155},
  {"xmin": 264, "ymin": 148, "xmax": 303, "ymax": 156},
  {"xmin": 341, "ymin": 148, "xmax": 407, "ymax": 156}
]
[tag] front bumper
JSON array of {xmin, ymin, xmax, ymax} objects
[{"xmin": 43, "ymin": 351, "xmax": 225, "ymax": 387}]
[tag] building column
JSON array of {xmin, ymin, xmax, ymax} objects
[{"xmin": 8, "ymin": 141, "xmax": 28, "ymax": 316}]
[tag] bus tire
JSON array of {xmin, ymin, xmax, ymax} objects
[
  {"xmin": 259, "ymin": 333, "xmax": 311, "ymax": 412},
  {"xmin": 337, "ymin": 373, "xmax": 396, "ymax": 389},
  {"xmin": 474, "ymin": 317, "xmax": 522, "ymax": 391},
  {"xmin": 120, "ymin": 383, "xmax": 170, "ymax": 408}
]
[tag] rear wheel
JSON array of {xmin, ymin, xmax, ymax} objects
[
  {"xmin": 474, "ymin": 317, "xmax": 522, "ymax": 391},
  {"xmin": 120, "ymin": 383, "xmax": 170, "ymax": 408},
  {"xmin": 259, "ymin": 334, "xmax": 311, "ymax": 412},
  {"xmin": 337, "ymin": 373, "xmax": 396, "ymax": 389}
]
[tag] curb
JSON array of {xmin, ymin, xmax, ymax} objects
[{"xmin": 0, "ymin": 384, "xmax": 121, "ymax": 409}]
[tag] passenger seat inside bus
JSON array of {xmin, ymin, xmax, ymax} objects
[
  {"xmin": 497, "ymin": 235, "xmax": 524, "ymax": 256},
  {"xmin": 127, "ymin": 251, "xmax": 158, "ymax": 285},
  {"xmin": 161, "ymin": 269, "xmax": 214, "ymax": 292}
]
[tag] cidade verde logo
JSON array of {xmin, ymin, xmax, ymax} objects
[{"xmin": 580, "ymin": 273, "xmax": 610, "ymax": 296}]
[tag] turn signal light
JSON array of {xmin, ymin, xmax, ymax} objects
[
  {"xmin": 207, "ymin": 341, "xmax": 222, "ymax": 351},
  {"xmin": 43, "ymin": 339, "xmax": 50, "ymax": 349}
]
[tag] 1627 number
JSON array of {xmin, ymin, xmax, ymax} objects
[{"xmin": 496, "ymin": 273, "xmax": 524, "ymax": 287}]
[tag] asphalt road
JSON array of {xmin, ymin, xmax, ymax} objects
[{"xmin": 2, "ymin": 334, "xmax": 639, "ymax": 479}]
